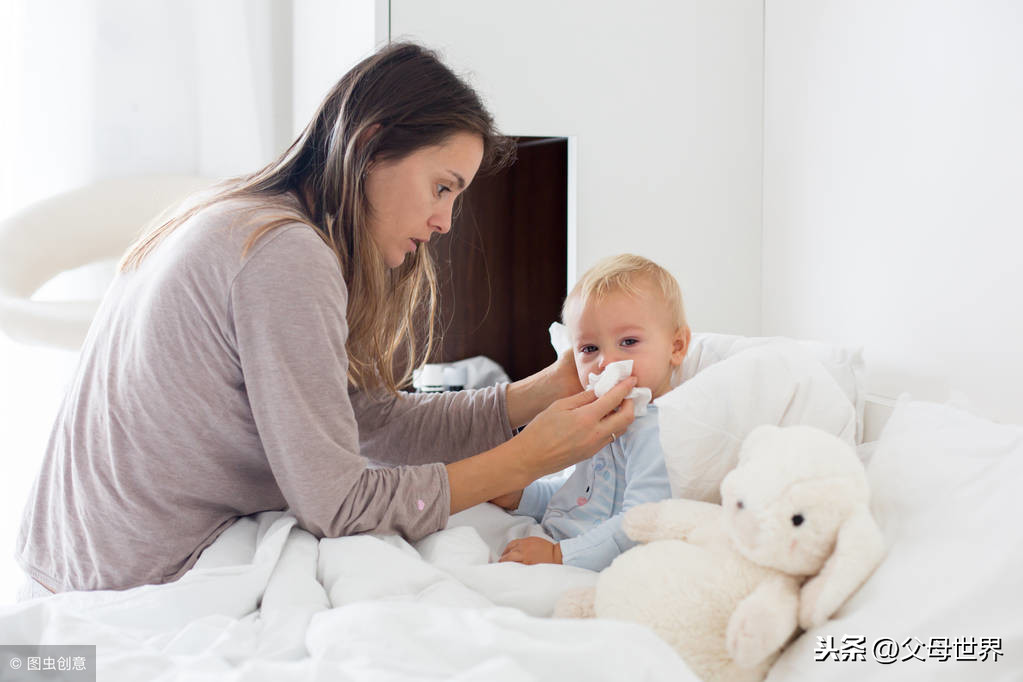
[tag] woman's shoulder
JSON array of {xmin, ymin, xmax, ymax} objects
[
  {"xmin": 132, "ymin": 191, "xmax": 342, "ymax": 305},
  {"xmin": 223, "ymin": 203, "xmax": 347, "ymax": 307},
  {"xmin": 185, "ymin": 192, "xmax": 335, "ymax": 267},
  {"xmin": 196, "ymin": 192, "xmax": 315, "ymax": 239},
  {"xmin": 239, "ymin": 217, "xmax": 333, "ymax": 262}
]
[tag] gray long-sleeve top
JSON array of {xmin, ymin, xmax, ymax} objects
[{"xmin": 16, "ymin": 194, "xmax": 514, "ymax": 592}]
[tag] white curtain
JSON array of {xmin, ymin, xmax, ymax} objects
[
  {"xmin": 1, "ymin": 0, "xmax": 294, "ymax": 213},
  {"xmin": 0, "ymin": 0, "xmax": 294, "ymax": 603}
]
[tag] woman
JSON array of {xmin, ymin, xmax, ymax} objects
[{"xmin": 16, "ymin": 42, "xmax": 636, "ymax": 596}]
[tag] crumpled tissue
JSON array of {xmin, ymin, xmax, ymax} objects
[{"xmin": 587, "ymin": 359, "xmax": 652, "ymax": 417}]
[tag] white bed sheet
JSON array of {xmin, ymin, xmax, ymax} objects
[{"xmin": 0, "ymin": 505, "xmax": 697, "ymax": 681}]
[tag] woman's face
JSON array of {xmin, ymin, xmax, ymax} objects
[{"xmin": 364, "ymin": 131, "xmax": 485, "ymax": 268}]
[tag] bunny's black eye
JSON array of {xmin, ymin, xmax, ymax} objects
[
  {"xmin": 792, "ymin": 514, "xmax": 804, "ymax": 527},
  {"xmin": 736, "ymin": 500, "xmax": 744, "ymax": 510}
]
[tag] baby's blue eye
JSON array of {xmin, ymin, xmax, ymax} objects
[
  {"xmin": 621, "ymin": 338, "xmax": 639, "ymax": 347},
  {"xmin": 580, "ymin": 345, "xmax": 598, "ymax": 354}
]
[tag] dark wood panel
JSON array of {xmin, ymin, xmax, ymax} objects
[{"xmin": 429, "ymin": 137, "xmax": 568, "ymax": 381}]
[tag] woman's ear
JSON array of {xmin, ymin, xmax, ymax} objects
[
  {"xmin": 356, "ymin": 122, "xmax": 383, "ymax": 169},
  {"xmin": 360, "ymin": 122, "xmax": 382, "ymax": 144},
  {"xmin": 670, "ymin": 325, "xmax": 691, "ymax": 367}
]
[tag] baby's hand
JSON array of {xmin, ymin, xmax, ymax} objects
[
  {"xmin": 489, "ymin": 490, "xmax": 524, "ymax": 510},
  {"xmin": 499, "ymin": 537, "xmax": 562, "ymax": 565}
]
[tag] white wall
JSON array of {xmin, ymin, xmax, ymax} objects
[
  {"xmin": 391, "ymin": 0, "xmax": 764, "ymax": 335},
  {"xmin": 291, "ymin": 0, "xmax": 383, "ymax": 136},
  {"xmin": 763, "ymin": 0, "xmax": 1023, "ymax": 423}
]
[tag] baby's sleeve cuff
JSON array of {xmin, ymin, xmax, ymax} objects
[
  {"xmin": 512, "ymin": 481, "xmax": 549, "ymax": 522},
  {"xmin": 558, "ymin": 535, "xmax": 620, "ymax": 572}
]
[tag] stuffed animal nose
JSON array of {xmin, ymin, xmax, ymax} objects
[
  {"xmin": 731, "ymin": 508, "xmax": 760, "ymax": 548},
  {"xmin": 791, "ymin": 514, "xmax": 804, "ymax": 526}
]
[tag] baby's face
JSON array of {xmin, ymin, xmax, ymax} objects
[{"xmin": 565, "ymin": 285, "xmax": 687, "ymax": 400}]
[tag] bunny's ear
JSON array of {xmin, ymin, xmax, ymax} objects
[
  {"xmin": 737, "ymin": 424, "xmax": 781, "ymax": 466},
  {"xmin": 798, "ymin": 504, "xmax": 885, "ymax": 630}
]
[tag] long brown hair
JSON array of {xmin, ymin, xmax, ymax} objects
[{"xmin": 120, "ymin": 42, "xmax": 515, "ymax": 393}]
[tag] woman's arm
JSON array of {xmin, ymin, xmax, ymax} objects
[
  {"xmin": 352, "ymin": 386, "xmax": 515, "ymax": 466},
  {"xmin": 232, "ymin": 226, "xmax": 451, "ymax": 541},
  {"xmin": 353, "ymin": 351, "xmax": 582, "ymax": 467}
]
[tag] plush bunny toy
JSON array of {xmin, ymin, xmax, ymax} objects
[{"xmin": 554, "ymin": 425, "xmax": 885, "ymax": 682}]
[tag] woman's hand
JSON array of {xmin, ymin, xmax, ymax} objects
[
  {"xmin": 499, "ymin": 537, "xmax": 562, "ymax": 565},
  {"xmin": 505, "ymin": 351, "xmax": 583, "ymax": 428},
  {"xmin": 549, "ymin": 349, "xmax": 583, "ymax": 396},
  {"xmin": 446, "ymin": 376, "xmax": 636, "ymax": 515},
  {"xmin": 514, "ymin": 377, "xmax": 638, "ymax": 479}
]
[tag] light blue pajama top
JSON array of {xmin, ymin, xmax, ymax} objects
[{"xmin": 513, "ymin": 405, "xmax": 671, "ymax": 571}]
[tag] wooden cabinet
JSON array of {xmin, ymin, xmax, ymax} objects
[{"xmin": 430, "ymin": 137, "xmax": 568, "ymax": 380}]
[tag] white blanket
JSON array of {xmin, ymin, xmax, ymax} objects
[{"xmin": 0, "ymin": 505, "xmax": 698, "ymax": 681}]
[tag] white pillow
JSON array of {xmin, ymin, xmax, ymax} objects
[
  {"xmin": 549, "ymin": 325, "xmax": 867, "ymax": 443},
  {"xmin": 683, "ymin": 333, "xmax": 866, "ymax": 443},
  {"xmin": 767, "ymin": 399, "xmax": 1023, "ymax": 680},
  {"xmin": 657, "ymin": 341, "xmax": 856, "ymax": 503}
]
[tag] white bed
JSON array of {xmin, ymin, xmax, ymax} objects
[
  {"xmin": 2, "ymin": 506, "xmax": 695, "ymax": 680},
  {"xmin": 2, "ymin": 334, "xmax": 1019, "ymax": 681}
]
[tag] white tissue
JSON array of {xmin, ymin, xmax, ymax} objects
[
  {"xmin": 586, "ymin": 360, "xmax": 652, "ymax": 417},
  {"xmin": 548, "ymin": 322, "xmax": 572, "ymax": 357}
]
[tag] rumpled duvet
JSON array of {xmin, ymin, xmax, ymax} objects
[{"xmin": 0, "ymin": 504, "xmax": 698, "ymax": 681}]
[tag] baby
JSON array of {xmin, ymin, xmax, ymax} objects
[{"xmin": 495, "ymin": 254, "xmax": 690, "ymax": 571}]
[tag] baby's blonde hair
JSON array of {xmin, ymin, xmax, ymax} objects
[{"xmin": 562, "ymin": 254, "xmax": 687, "ymax": 330}]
